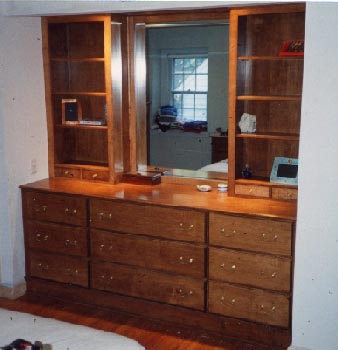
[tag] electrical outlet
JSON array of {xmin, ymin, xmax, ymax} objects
[{"xmin": 31, "ymin": 158, "xmax": 37, "ymax": 174}]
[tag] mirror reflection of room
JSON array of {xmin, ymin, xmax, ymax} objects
[{"xmin": 146, "ymin": 22, "xmax": 229, "ymax": 174}]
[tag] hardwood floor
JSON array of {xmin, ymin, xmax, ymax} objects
[{"xmin": 0, "ymin": 293, "xmax": 284, "ymax": 350}]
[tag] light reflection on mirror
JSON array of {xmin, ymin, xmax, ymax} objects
[{"xmin": 145, "ymin": 21, "xmax": 229, "ymax": 180}]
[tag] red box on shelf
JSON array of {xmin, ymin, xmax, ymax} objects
[{"xmin": 279, "ymin": 40, "xmax": 304, "ymax": 56}]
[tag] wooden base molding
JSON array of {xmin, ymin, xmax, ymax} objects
[{"xmin": 26, "ymin": 278, "xmax": 291, "ymax": 349}]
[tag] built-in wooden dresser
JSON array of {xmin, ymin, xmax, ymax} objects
[{"xmin": 21, "ymin": 178, "xmax": 297, "ymax": 349}]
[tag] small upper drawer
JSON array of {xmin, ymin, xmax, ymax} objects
[
  {"xmin": 208, "ymin": 281, "xmax": 290, "ymax": 328},
  {"xmin": 54, "ymin": 166, "xmax": 81, "ymax": 179},
  {"xmin": 209, "ymin": 213, "xmax": 292, "ymax": 256},
  {"xmin": 235, "ymin": 184, "xmax": 270, "ymax": 198},
  {"xmin": 22, "ymin": 191, "xmax": 87, "ymax": 226},
  {"xmin": 82, "ymin": 169, "xmax": 110, "ymax": 182},
  {"xmin": 91, "ymin": 261, "xmax": 205, "ymax": 310},
  {"xmin": 271, "ymin": 187, "xmax": 298, "ymax": 201},
  {"xmin": 209, "ymin": 247, "xmax": 291, "ymax": 292},
  {"xmin": 26, "ymin": 220, "xmax": 87, "ymax": 257},
  {"xmin": 90, "ymin": 199, "xmax": 206, "ymax": 243},
  {"xmin": 29, "ymin": 251, "xmax": 88, "ymax": 287},
  {"xmin": 91, "ymin": 229, "xmax": 205, "ymax": 278}
]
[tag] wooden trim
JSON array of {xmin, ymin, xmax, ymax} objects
[
  {"xmin": 41, "ymin": 17, "xmax": 55, "ymax": 178},
  {"xmin": 44, "ymin": 15, "xmax": 109, "ymax": 23},
  {"xmin": 227, "ymin": 10, "xmax": 238, "ymax": 197},
  {"xmin": 229, "ymin": 3, "xmax": 305, "ymax": 16}
]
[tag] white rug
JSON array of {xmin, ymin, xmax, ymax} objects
[{"xmin": 0, "ymin": 309, "xmax": 145, "ymax": 350}]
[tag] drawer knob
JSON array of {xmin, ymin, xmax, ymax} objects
[
  {"xmin": 220, "ymin": 263, "xmax": 225, "ymax": 268},
  {"xmin": 38, "ymin": 263, "xmax": 49, "ymax": 270},
  {"xmin": 34, "ymin": 205, "xmax": 47, "ymax": 213},
  {"xmin": 231, "ymin": 264, "xmax": 236, "ymax": 270},
  {"xmin": 178, "ymin": 223, "xmax": 194, "ymax": 230},
  {"xmin": 189, "ymin": 258, "xmax": 194, "ymax": 263},
  {"xmin": 92, "ymin": 173, "xmax": 98, "ymax": 179},
  {"xmin": 231, "ymin": 298, "xmax": 236, "ymax": 305},
  {"xmin": 262, "ymin": 233, "xmax": 278, "ymax": 241},
  {"xmin": 271, "ymin": 306, "xmax": 276, "ymax": 312},
  {"xmin": 221, "ymin": 228, "xmax": 235, "ymax": 237},
  {"xmin": 35, "ymin": 233, "xmax": 41, "ymax": 241},
  {"xmin": 64, "ymin": 171, "xmax": 74, "ymax": 177},
  {"xmin": 100, "ymin": 244, "xmax": 105, "ymax": 250},
  {"xmin": 99, "ymin": 212, "xmax": 112, "ymax": 220},
  {"xmin": 44, "ymin": 235, "xmax": 49, "ymax": 241},
  {"xmin": 271, "ymin": 272, "xmax": 277, "ymax": 278},
  {"xmin": 260, "ymin": 304, "xmax": 264, "ymax": 310}
]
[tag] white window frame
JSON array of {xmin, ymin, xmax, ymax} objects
[{"xmin": 159, "ymin": 48, "xmax": 208, "ymax": 122}]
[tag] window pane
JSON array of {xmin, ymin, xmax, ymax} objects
[
  {"xmin": 173, "ymin": 75, "xmax": 184, "ymax": 91},
  {"xmin": 173, "ymin": 58, "xmax": 184, "ymax": 74},
  {"xmin": 183, "ymin": 94, "xmax": 194, "ymax": 109},
  {"xmin": 196, "ymin": 75, "xmax": 208, "ymax": 91},
  {"xmin": 195, "ymin": 94, "xmax": 207, "ymax": 109},
  {"xmin": 195, "ymin": 109, "xmax": 207, "ymax": 121},
  {"xmin": 196, "ymin": 58, "xmax": 208, "ymax": 73},
  {"xmin": 183, "ymin": 75, "xmax": 196, "ymax": 91},
  {"xmin": 182, "ymin": 108, "xmax": 194, "ymax": 120},
  {"xmin": 183, "ymin": 58, "xmax": 195, "ymax": 73},
  {"xmin": 173, "ymin": 94, "xmax": 182, "ymax": 110}
]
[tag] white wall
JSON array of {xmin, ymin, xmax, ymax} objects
[
  {"xmin": 0, "ymin": 15, "xmax": 48, "ymax": 289},
  {"xmin": 291, "ymin": 2, "xmax": 338, "ymax": 350}
]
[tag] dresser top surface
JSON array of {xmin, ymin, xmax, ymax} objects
[{"xmin": 21, "ymin": 178, "xmax": 297, "ymax": 221}]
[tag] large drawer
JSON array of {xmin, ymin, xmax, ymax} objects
[
  {"xmin": 209, "ymin": 213, "xmax": 292, "ymax": 256},
  {"xmin": 91, "ymin": 261, "xmax": 205, "ymax": 310},
  {"xmin": 29, "ymin": 251, "xmax": 88, "ymax": 287},
  {"xmin": 209, "ymin": 247, "xmax": 291, "ymax": 292},
  {"xmin": 90, "ymin": 199, "xmax": 206, "ymax": 242},
  {"xmin": 25, "ymin": 221, "xmax": 87, "ymax": 257},
  {"xmin": 208, "ymin": 281, "xmax": 290, "ymax": 328},
  {"xmin": 22, "ymin": 191, "xmax": 87, "ymax": 226},
  {"xmin": 91, "ymin": 229, "xmax": 205, "ymax": 278}
]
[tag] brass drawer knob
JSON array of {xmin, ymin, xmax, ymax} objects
[
  {"xmin": 231, "ymin": 298, "xmax": 236, "ymax": 305},
  {"xmin": 35, "ymin": 233, "xmax": 41, "ymax": 241},
  {"xmin": 188, "ymin": 224, "xmax": 194, "ymax": 230},
  {"xmin": 92, "ymin": 173, "xmax": 98, "ymax": 179},
  {"xmin": 231, "ymin": 264, "xmax": 236, "ymax": 270},
  {"xmin": 272, "ymin": 306, "xmax": 276, "ymax": 312},
  {"xmin": 221, "ymin": 227, "xmax": 236, "ymax": 237},
  {"xmin": 271, "ymin": 272, "xmax": 277, "ymax": 278}
]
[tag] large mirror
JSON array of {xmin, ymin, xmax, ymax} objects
[{"xmin": 134, "ymin": 16, "xmax": 230, "ymax": 180}]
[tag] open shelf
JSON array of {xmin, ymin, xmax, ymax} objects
[
  {"xmin": 236, "ymin": 132, "xmax": 299, "ymax": 141},
  {"xmin": 237, "ymin": 96, "xmax": 301, "ymax": 101},
  {"xmin": 238, "ymin": 56, "xmax": 304, "ymax": 61}
]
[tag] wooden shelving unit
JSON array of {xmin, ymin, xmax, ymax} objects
[
  {"xmin": 42, "ymin": 15, "xmax": 123, "ymax": 182},
  {"xmin": 228, "ymin": 4, "xmax": 305, "ymax": 200}
]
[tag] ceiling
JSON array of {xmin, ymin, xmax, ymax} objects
[{"xmin": 1, "ymin": 0, "xmax": 292, "ymax": 16}]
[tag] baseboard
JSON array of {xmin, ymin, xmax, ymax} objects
[{"xmin": 0, "ymin": 282, "xmax": 26, "ymax": 299}]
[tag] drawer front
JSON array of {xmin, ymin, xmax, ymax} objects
[
  {"xmin": 91, "ymin": 229, "xmax": 205, "ymax": 278},
  {"xmin": 54, "ymin": 166, "xmax": 81, "ymax": 179},
  {"xmin": 26, "ymin": 221, "xmax": 87, "ymax": 257},
  {"xmin": 209, "ymin": 213, "xmax": 292, "ymax": 256},
  {"xmin": 235, "ymin": 184, "xmax": 270, "ymax": 198},
  {"xmin": 82, "ymin": 169, "xmax": 110, "ymax": 182},
  {"xmin": 272, "ymin": 187, "xmax": 298, "ymax": 201},
  {"xmin": 208, "ymin": 281, "xmax": 290, "ymax": 328},
  {"xmin": 22, "ymin": 191, "xmax": 87, "ymax": 226},
  {"xmin": 90, "ymin": 199, "xmax": 205, "ymax": 242},
  {"xmin": 29, "ymin": 251, "xmax": 88, "ymax": 287},
  {"xmin": 209, "ymin": 247, "xmax": 291, "ymax": 292},
  {"xmin": 91, "ymin": 261, "xmax": 205, "ymax": 310}
]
